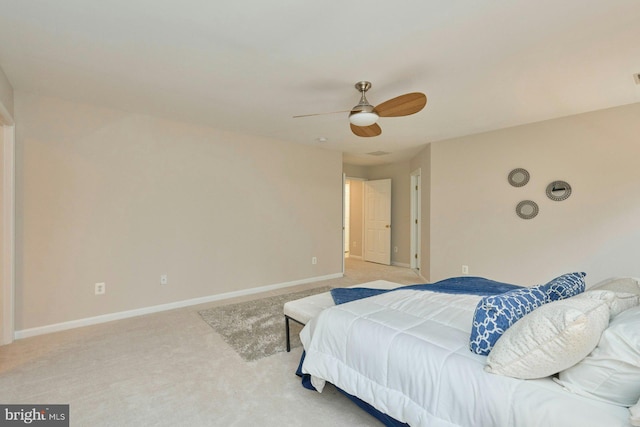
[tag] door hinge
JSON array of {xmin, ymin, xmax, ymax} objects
[{"xmin": 415, "ymin": 253, "xmax": 418, "ymax": 259}]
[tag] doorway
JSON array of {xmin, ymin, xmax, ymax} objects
[
  {"xmin": 343, "ymin": 177, "xmax": 392, "ymax": 267},
  {"xmin": 344, "ymin": 177, "xmax": 365, "ymax": 263}
]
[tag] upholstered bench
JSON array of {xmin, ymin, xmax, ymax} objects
[{"xmin": 283, "ymin": 279, "xmax": 400, "ymax": 351}]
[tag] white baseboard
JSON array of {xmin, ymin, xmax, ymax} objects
[
  {"xmin": 391, "ymin": 262, "xmax": 411, "ymax": 268},
  {"xmin": 14, "ymin": 272, "xmax": 344, "ymax": 340}
]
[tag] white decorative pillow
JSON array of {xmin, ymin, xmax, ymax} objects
[
  {"xmin": 580, "ymin": 289, "xmax": 640, "ymax": 319},
  {"xmin": 589, "ymin": 277, "xmax": 640, "ymax": 318},
  {"xmin": 485, "ymin": 296, "xmax": 610, "ymax": 379},
  {"xmin": 591, "ymin": 277, "xmax": 640, "ymax": 296},
  {"xmin": 631, "ymin": 397, "xmax": 640, "ymax": 427},
  {"xmin": 556, "ymin": 305, "xmax": 640, "ymax": 407}
]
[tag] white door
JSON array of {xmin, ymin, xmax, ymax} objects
[{"xmin": 364, "ymin": 179, "xmax": 391, "ymax": 265}]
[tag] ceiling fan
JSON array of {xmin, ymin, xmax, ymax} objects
[{"xmin": 293, "ymin": 81, "xmax": 427, "ymax": 137}]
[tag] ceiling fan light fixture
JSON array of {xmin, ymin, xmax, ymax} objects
[{"xmin": 349, "ymin": 111, "xmax": 379, "ymax": 127}]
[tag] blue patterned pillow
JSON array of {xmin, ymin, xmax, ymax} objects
[
  {"xmin": 469, "ymin": 272, "xmax": 586, "ymax": 355},
  {"xmin": 538, "ymin": 272, "xmax": 586, "ymax": 301}
]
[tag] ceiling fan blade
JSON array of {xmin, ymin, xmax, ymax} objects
[
  {"xmin": 292, "ymin": 110, "xmax": 350, "ymax": 118},
  {"xmin": 351, "ymin": 123, "xmax": 382, "ymax": 138},
  {"xmin": 374, "ymin": 92, "xmax": 427, "ymax": 117}
]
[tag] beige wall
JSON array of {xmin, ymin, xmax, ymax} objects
[
  {"xmin": 347, "ymin": 103, "xmax": 640, "ymax": 285},
  {"xmin": 15, "ymin": 93, "xmax": 344, "ymax": 330},
  {"xmin": 430, "ymin": 102, "xmax": 640, "ymax": 286},
  {"xmin": 342, "ymin": 164, "xmax": 367, "ymax": 178}
]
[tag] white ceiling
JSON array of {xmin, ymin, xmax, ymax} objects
[{"xmin": 1, "ymin": 1, "xmax": 639, "ymax": 165}]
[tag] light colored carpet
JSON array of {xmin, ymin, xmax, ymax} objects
[
  {"xmin": 198, "ymin": 286, "xmax": 331, "ymax": 361},
  {"xmin": 0, "ymin": 259, "xmax": 421, "ymax": 426}
]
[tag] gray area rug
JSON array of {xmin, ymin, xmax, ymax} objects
[{"xmin": 198, "ymin": 286, "xmax": 332, "ymax": 362}]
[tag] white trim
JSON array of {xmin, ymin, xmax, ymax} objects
[
  {"xmin": 410, "ymin": 169, "xmax": 421, "ymax": 272},
  {"xmin": 15, "ymin": 272, "xmax": 344, "ymax": 339},
  {"xmin": 391, "ymin": 262, "xmax": 411, "ymax": 268},
  {"xmin": 1, "ymin": 125, "xmax": 15, "ymax": 345},
  {"xmin": 342, "ymin": 173, "xmax": 346, "ymax": 275},
  {"xmin": 344, "ymin": 178, "xmax": 350, "ymax": 257}
]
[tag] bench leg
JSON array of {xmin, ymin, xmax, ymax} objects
[{"xmin": 285, "ymin": 316, "xmax": 291, "ymax": 352}]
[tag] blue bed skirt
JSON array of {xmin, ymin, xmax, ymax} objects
[{"xmin": 296, "ymin": 351, "xmax": 408, "ymax": 426}]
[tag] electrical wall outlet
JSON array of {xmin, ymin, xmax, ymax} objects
[
  {"xmin": 394, "ymin": 246, "xmax": 398, "ymax": 253},
  {"xmin": 95, "ymin": 282, "xmax": 106, "ymax": 295},
  {"xmin": 311, "ymin": 257, "xmax": 318, "ymax": 265},
  {"xmin": 462, "ymin": 265, "xmax": 469, "ymax": 275},
  {"xmin": 160, "ymin": 274, "xmax": 168, "ymax": 285}
]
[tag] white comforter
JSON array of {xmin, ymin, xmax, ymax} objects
[{"xmin": 300, "ymin": 289, "xmax": 630, "ymax": 427}]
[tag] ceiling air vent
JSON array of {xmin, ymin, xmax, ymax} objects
[{"xmin": 367, "ymin": 151, "xmax": 391, "ymax": 156}]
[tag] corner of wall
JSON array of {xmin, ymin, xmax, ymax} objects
[{"xmin": 0, "ymin": 65, "xmax": 14, "ymax": 123}]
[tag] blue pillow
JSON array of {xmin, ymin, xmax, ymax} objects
[
  {"xmin": 538, "ymin": 271, "xmax": 586, "ymax": 301},
  {"xmin": 469, "ymin": 272, "xmax": 586, "ymax": 356}
]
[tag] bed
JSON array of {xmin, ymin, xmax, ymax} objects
[{"xmin": 298, "ymin": 275, "xmax": 640, "ymax": 427}]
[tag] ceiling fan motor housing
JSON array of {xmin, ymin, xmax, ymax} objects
[
  {"xmin": 350, "ymin": 81, "xmax": 379, "ymax": 126},
  {"xmin": 355, "ymin": 81, "xmax": 372, "ymax": 93}
]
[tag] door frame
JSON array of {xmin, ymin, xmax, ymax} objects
[
  {"xmin": 342, "ymin": 173, "xmax": 345, "ymax": 274},
  {"xmin": 1, "ymin": 120, "xmax": 15, "ymax": 345},
  {"xmin": 410, "ymin": 168, "xmax": 421, "ymax": 272},
  {"xmin": 344, "ymin": 179, "xmax": 350, "ymax": 258}
]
